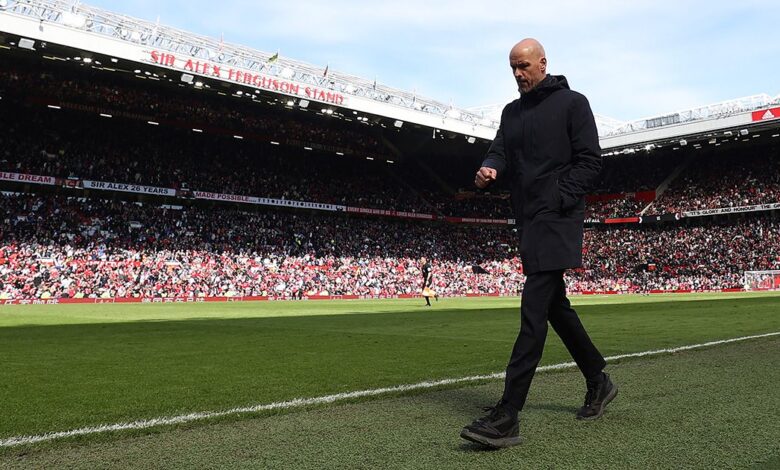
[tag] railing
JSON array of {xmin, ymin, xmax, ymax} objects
[{"xmin": 603, "ymin": 94, "xmax": 780, "ymax": 137}]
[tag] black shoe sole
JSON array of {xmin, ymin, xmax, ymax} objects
[
  {"xmin": 460, "ymin": 429, "xmax": 522, "ymax": 448},
  {"xmin": 576, "ymin": 384, "xmax": 618, "ymax": 421}
]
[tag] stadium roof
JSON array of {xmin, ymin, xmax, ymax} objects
[
  {"xmin": 0, "ymin": 0, "xmax": 499, "ymax": 139},
  {"xmin": 601, "ymin": 95, "xmax": 780, "ymax": 151},
  {"xmin": 603, "ymin": 94, "xmax": 780, "ymax": 137},
  {"xmin": 471, "ymin": 96, "xmax": 780, "ymax": 151},
  {"xmin": 2, "ymin": 0, "xmax": 779, "ymax": 149}
]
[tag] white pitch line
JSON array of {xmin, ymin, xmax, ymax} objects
[{"xmin": 2, "ymin": 331, "xmax": 779, "ymax": 448}]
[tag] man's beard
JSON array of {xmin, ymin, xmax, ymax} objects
[{"xmin": 517, "ymin": 80, "xmax": 530, "ymax": 94}]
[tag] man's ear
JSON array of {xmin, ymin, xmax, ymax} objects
[{"xmin": 540, "ymin": 57, "xmax": 547, "ymax": 73}]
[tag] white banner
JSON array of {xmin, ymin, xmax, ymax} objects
[
  {"xmin": 683, "ymin": 202, "xmax": 780, "ymax": 218},
  {"xmin": 346, "ymin": 206, "xmax": 435, "ymax": 220},
  {"xmin": 0, "ymin": 171, "xmax": 56, "ymax": 185},
  {"xmin": 82, "ymin": 180, "xmax": 177, "ymax": 196},
  {"xmin": 193, "ymin": 191, "xmax": 345, "ymax": 212}
]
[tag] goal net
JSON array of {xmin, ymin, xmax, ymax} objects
[{"xmin": 744, "ymin": 270, "xmax": 780, "ymax": 291}]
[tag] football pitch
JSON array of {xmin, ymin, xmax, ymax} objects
[{"xmin": 1, "ymin": 292, "xmax": 779, "ymax": 468}]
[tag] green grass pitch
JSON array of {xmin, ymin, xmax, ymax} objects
[{"xmin": 1, "ymin": 292, "xmax": 779, "ymax": 468}]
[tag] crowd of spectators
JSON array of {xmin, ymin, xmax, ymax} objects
[
  {"xmin": 0, "ymin": 195, "xmax": 523, "ymax": 300},
  {"xmin": 584, "ymin": 198, "xmax": 647, "ymax": 219},
  {"xmin": 426, "ymin": 192, "xmax": 513, "ymax": 219},
  {"xmin": 654, "ymin": 148, "xmax": 780, "ymax": 214},
  {"xmin": 2, "ymin": 194, "xmax": 778, "ymax": 300},
  {"xmin": 571, "ymin": 216, "xmax": 780, "ymax": 292}
]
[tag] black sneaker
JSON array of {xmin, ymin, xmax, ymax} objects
[
  {"xmin": 460, "ymin": 401, "xmax": 522, "ymax": 448},
  {"xmin": 576, "ymin": 373, "xmax": 618, "ymax": 420}
]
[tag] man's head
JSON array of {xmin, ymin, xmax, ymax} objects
[
  {"xmin": 421, "ymin": 257, "xmax": 427, "ymax": 265},
  {"xmin": 509, "ymin": 38, "xmax": 547, "ymax": 94}
]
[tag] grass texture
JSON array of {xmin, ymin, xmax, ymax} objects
[{"xmin": 1, "ymin": 292, "xmax": 778, "ymax": 467}]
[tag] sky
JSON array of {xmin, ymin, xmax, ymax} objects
[{"xmin": 84, "ymin": 0, "xmax": 780, "ymax": 122}]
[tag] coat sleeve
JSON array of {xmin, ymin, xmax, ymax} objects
[
  {"xmin": 558, "ymin": 94, "xmax": 602, "ymax": 209},
  {"xmin": 481, "ymin": 108, "xmax": 522, "ymax": 238},
  {"xmin": 480, "ymin": 110, "xmax": 508, "ymax": 178}
]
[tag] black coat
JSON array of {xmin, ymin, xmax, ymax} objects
[{"xmin": 482, "ymin": 75, "xmax": 601, "ymax": 274}]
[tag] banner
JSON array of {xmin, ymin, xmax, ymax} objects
[
  {"xmin": 752, "ymin": 106, "xmax": 780, "ymax": 122},
  {"xmin": 83, "ymin": 180, "xmax": 176, "ymax": 196},
  {"xmin": 23, "ymin": 172, "xmax": 770, "ymax": 226},
  {"xmin": 0, "ymin": 171, "xmax": 56, "ymax": 185},
  {"xmin": 443, "ymin": 216, "xmax": 513, "ymax": 225},
  {"xmin": 346, "ymin": 208, "xmax": 513, "ymax": 225},
  {"xmin": 148, "ymin": 50, "xmax": 346, "ymax": 106},
  {"xmin": 604, "ymin": 216, "xmax": 640, "ymax": 224},
  {"xmin": 0, "ymin": 294, "xmax": 419, "ymax": 305},
  {"xmin": 193, "ymin": 191, "xmax": 346, "ymax": 212},
  {"xmin": 346, "ymin": 206, "xmax": 436, "ymax": 220},
  {"xmin": 683, "ymin": 202, "xmax": 780, "ymax": 218},
  {"xmin": 639, "ymin": 213, "xmax": 681, "ymax": 223},
  {"xmin": 2, "ymin": 289, "xmax": 771, "ymax": 305}
]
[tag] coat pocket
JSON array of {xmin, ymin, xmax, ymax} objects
[
  {"xmin": 546, "ymin": 171, "xmax": 563, "ymax": 212},
  {"xmin": 525, "ymin": 172, "xmax": 562, "ymax": 217}
]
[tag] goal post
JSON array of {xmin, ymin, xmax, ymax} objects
[{"xmin": 744, "ymin": 270, "xmax": 780, "ymax": 291}]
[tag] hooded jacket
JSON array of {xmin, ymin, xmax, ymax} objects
[{"xmin": 482, "ymin": 74, "xmax": 602, "ymax": 274}]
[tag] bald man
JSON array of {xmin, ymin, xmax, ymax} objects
[{"xmin": 461, "ymin": 39, "xmax": 617, "ymax": 448}]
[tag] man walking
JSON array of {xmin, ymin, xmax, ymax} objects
[{"xmin": 461, "ymin": 38, "xmax": 617, "ymax": 448}]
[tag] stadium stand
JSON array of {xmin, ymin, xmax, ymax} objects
[
  {"xmin": 3, "ymin": 63, "xmax": 778, "ymax": 221},
  {"xmin": 0, "ymin": 194, "xmax": 522, "ymax": 299},
  {"xmin": 653, "ymin": 148, "xmax": 780, "ymax": 214},
  {"xmin": 2, "ymin": 193, "xmax": 778, "ymax": 300},
  {"xmin": 574, "ymin": 215, "xmax": 780, "ymax": 292},
  {"xmin": 2, "ymin": 48, "xmax": 780, "ymax": 301}
]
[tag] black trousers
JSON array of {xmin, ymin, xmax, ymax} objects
[{"xmin": 502, "ymin": 270, "xmax": 606, "ymax": 411}]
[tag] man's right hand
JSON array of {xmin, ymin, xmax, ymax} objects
[{"xmin": 475, "ymin": 167, "xmax": 497, "ymax": 189}]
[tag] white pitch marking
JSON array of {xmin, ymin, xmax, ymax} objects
[{"xmin": 2, "ymin": 331, "xmax": 778, "ymax": 448}]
